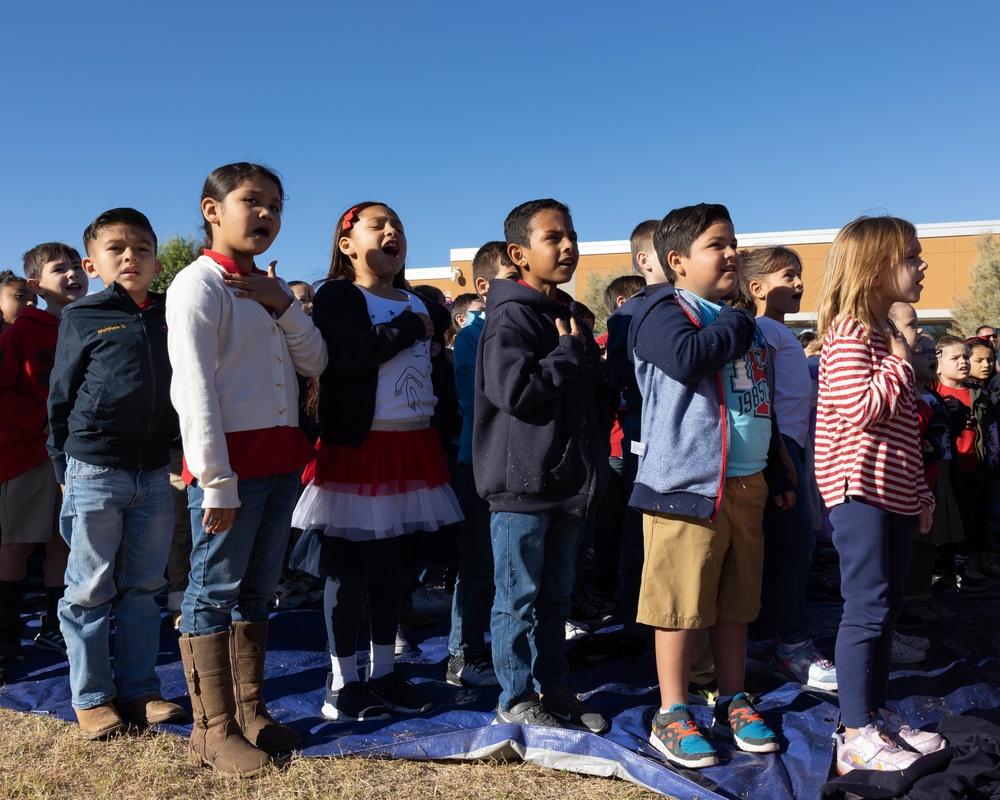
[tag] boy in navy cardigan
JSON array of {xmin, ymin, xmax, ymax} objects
[
  {"xmin": 629, "ymin": 204, "xmax": 792, "ymax": 768},
  {"xmin": 474, "ymin": 199, "xmax": 612, "ymax": 732},
  {"xmin": 48, "ymin": 208, "xmax": 183, "ymax": 739}
]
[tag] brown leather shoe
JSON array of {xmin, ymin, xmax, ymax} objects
[
  {"xmin": 76, "ymin": 702, "xmax": 124, "ymax": 739},
  {"xmin": 116, "ymin": 694, "xmax": 187, "ymax": 724}
]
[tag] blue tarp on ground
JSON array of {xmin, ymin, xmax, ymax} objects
[{"xmin": 2, "ymin": 577, "xmax": 999, "ymax": 799}]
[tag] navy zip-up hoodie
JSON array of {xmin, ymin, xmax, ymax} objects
[
  {"xmin": 47, "ymin": 282, "xmax": 178, "ymax": 483},
  {"xmin": 473, "ymin": 279, "xmax": 612, "ymax": 516}
]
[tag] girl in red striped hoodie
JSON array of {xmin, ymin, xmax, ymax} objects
[{"xmin": 814, "ymin": 216, "xmax": 946, "ymax": 774}]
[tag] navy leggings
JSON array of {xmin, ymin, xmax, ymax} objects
[{"xmin": 830, "ymin": 498, "xmax": 914, "ymax": 729}]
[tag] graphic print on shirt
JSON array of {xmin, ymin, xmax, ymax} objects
[
  {"xmin": 728, "ymin": 340, "xmax": 770, "ymax": 418},
  {"xmin": 395, "ymin": 340, "xmax": 432, "ymax": 414}
]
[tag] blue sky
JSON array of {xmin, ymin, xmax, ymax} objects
[{"xmin": 3, "ymin": 1, "xmax": 998, "ymax": 286}]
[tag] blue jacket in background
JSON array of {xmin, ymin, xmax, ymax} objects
[
  {"xmin": 473, "ymin": 279, "xmax": 612, "ymax": 516},
  {"xmin": 604, "ymin": 289, "xmax": 648, "ymax": 412},
  {"xmin": 628, "ymin": 284, "xmax": 791, "ymax": 520},
  {"xmin": 454, "ymin": 311, "xmax": 485, "ymax": 464},
  {"xmin": 47, "ymin": 283, "xmax": 178, "ymax": 484}
]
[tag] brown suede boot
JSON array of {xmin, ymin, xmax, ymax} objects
[
  {"xmin": 231, "ymin": 621, "xmax": 302, "ymax": 752},
  {"xmin": 179, "ymin": 631, "xmax": 272, "ymax": 775}
]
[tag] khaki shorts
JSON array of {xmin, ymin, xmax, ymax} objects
[
  {"xmin": 636, "ymin": 472, "xmax": 767, "ymax": 629},
  {"xmin": 0, "ymin": 459, "xmax": 61, "ymax": 545}
]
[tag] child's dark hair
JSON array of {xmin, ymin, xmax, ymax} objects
[
  {"xmin": 504, "ymin": 199, "xmax": 570, "ymax": 247},
  {"xmin": 0, "ymin": 269, "xmax": 27, "ymax": 289},
  {"xmin": 570, "ymin": 300, "xmax": 596, "ymax": 330},
  {"xmin": 326, "ymin": 201, "xmax": 408, "ymax": 290},
  {"xmin": 472, "ymin": 241, "xmax": 515, "ymax": 295},
  {"xmin": 732, "ymin": 245, "xmax": 802, "ymax": 312},
  {"xmin": 603, "ymin": 274, "xmax": 645, "ymax": 315},
  {"xmin": 201, "ymin": 162, "xmax": 284, "ymax": 249},
  {"xmin": 450, "ymin": 293, "xmax": 480, "ymax": 327},
  {"xmin": 653, "ymin": 203, "xmax": 732, "ymax": 284},
  {"xmin": 412, "ymin": 284, "xmax": 446, "ymax": 305},
  {"xmin": 22, "ymin": 243, "xmax": 81, "ymax": 281},
  {"xmin": 630, "ymin": 220, "xmax": 659, "ymax": 274},
  {"xmin": 83, "ymin": 208, "xmax": 158, "ymax": 255}
]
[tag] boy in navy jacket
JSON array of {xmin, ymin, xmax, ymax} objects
[
  {"xmin": 629, "ymin": 204, "xmax": 792, "ymax": 769},
  {"xmin": 48, "ymin": 208, "xmax": 183, "ymax": 739},
  {"xmin": 474, "ymin": 199, "xmax": 612, "ymax": 732}
]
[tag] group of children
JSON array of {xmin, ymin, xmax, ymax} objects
[{"xmin": 0, "ymin": 161, "xmax": 983, "ymax": 778}]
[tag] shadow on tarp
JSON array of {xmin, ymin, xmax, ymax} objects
[{"xmin": 2, "ymin": 585, "xmax": 1000, "ymax": 799}]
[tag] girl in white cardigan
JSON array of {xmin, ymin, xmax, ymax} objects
[{"xmin": 166, "ymin": 163, "xmax": 327, "ymax": 774}]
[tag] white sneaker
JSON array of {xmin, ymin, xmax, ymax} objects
[
  {"xmin": 894, "ymin": 632, "xmax": 930, "ymax": 651},
  {"xmin": 771, "ymin": 640, "xmax": 838, "ymax": 691},
  {"xmin": 565, "ymin": 620, "xmax": 589, "ymax": 641},
  {"xmin": 836, "ymin": 723, "xmax": 920, "ymax": 774},
  {"xmin": 890, "ymin": 634, "xmax": 926, "ymax": 664},
  {"xmin": 876, "ymin": 708, "xmax": 947, "ymax": 755}
]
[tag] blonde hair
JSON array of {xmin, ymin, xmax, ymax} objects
[{"xmin": 815, "ymin": 216, "xmax": 916, "ymax": 344}]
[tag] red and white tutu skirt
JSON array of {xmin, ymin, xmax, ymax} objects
[{"xmin": 291, "ymin": 424, "xmax": 463, "ymax": 547}]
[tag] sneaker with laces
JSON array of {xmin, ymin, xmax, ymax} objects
[
  {"xmin": 411, "ymin": 584, "xmax": 453, "ymax": 614},
  {"xmin": 836, "ymin": 723, "xmax": 920, "ymax": 774},
  {"xmin": 367, "ymin": 671, "xmax": 431, "ymax": 714},
  {"xmin": 922, "ymin": 596, "xmax": 957, "ymax": 619},
  {"xmin": 493, "ymin": 698, "xmax": 564, "ymax": 728},
  {"xmin": 568, "ymin": 590, "xmax": 614, "ymax": 629},
  {"xmin": 713, "ymin": 693, "xmax": 780, "ymax": 753},
  {"xmin": 890, "ymin": 634, "xmax": 926, "ymax": 664},
  {"xmin": 395, "ymin": 626, "xmax": 418, "ymax": 656},
  {"xmin": 771, "ymin": 640, "xmax": 837, "ymax": 691},
  {"xmin": 687, "ymin": 678, "xmax": 719, "ymax": 706},
  {"xmin": 446, "ymin": 652, "xmax": 499, "ymax": 687},
  {"xmin": 541, "ymin": 685, "xmax": 610, "ymax": 734},
  {"xmin": 649, "ymin": 704, "xmax": 718, "ymax": 768},
  {"xmin": 901, "ymin": 599, "xmax": 941, "ymax": 623},
  {"xmin": 745, "ymin": 636, "xmax": 778, "ymax": 672},
  {"xmin": 321, "ymin": 677, "xmax": 391, "ymax": 721},
  {"xmin": 565, "ymin": 619, "xmax": 589, "ymax": 640},
  {"xmin": 876, "ymin": 708, "xmax": 947, "ymax": 755},
  {"xmin": 270, "ymin": 577, "xmax": 308, "ymax": 609},
  {"xmin": 894, "ymin": 632, "xmax": 930, "ymax": 651},
  {"xmin": 34, "ymin": 614, "xmax": 67, "ymax": 656}
]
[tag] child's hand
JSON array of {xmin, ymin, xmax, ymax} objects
[
  {"xmin": 917, "ymin": 504, "xmax": 933, "ymax": 535},
  {"xmin": 202, "ymin": 507, "xmax": 236, "ymax": 534},
  {"xmin": 405, "ymin": 306, "xmax": 435, "ymax": 338},
  {"xmin": 886, "ymin": 326, "xmax": 910, "ymax": 362},
  {"xmin": 555, "ymin": 316, "xmax": 586, "ymax": 342},
  {"xmin": 772, "ymin": 489, "xmax": 796, "ymax": 510},
  {"xmin": 224, "ymin": 261, "xmax": 294, "ymax": 316}
]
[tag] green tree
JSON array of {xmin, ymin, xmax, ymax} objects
[
  {"xmin": 580, "ymin": 266, "xmax": 631, "ymax": 334},
  {"xmin": 151, "ymin": 234, "xmax": 201, "ymax": 293},
  {"xmin": 951, "ymin": 234, "xmax": 1000, "ymax": 337}
]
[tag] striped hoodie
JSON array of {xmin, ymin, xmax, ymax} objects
[{"xmin": 815, "ymin": 316, "xmax": 933, "ymax": 515}]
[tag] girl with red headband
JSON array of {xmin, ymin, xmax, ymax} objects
[{"xmin": 290, "ymin": 202, "xmax": 462, "ymax": 722}]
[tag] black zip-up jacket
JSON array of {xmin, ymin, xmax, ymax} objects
[
  {"xmin": 313, "ymin": 278, "xmax": 452, "ymax": 447},
  {"xmin": 473, "ymin": 279, "xmax": 612, "ymax": 517},
  {"xmin": 47, "ymin": 283, "xmax": 178, "ymax": 483}
]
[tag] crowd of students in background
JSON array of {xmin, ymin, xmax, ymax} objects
[{"xmin": 1, "ymin": 161, "xmax": 996, "ymax": 778}]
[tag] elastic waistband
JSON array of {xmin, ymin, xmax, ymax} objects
[{"xmin": 369, "ymin": 416, "xmax": 431, "ymax": 432}]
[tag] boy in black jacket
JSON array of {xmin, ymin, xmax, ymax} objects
[
  {"xmin": 474, "ymin": 199, "xmax": 612, "ymax": 732},
  {"xmin": 48, "ymin": 208, "xmax": 183, "ymax": 739}
]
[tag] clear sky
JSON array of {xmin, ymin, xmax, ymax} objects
[{"xmin": 3, "ymin": 1, "xmax": 998, "ymax": 286}]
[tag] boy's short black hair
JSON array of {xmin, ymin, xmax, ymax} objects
[
  {"xmin": 570, "ymin": 300, "xmax": 595, "ymax": 328},
  {"xmin": 0, "ymin": 269, "xmax": 27, "ymax": 289},
  {"xmin": 603, "ymin": 274, "xmax": 645, "ymax": 315},
  {"xmin": 630, "ymin": 220, "xmax": 659, "ymax": 274},
  {"xmin": 83, "ymin": 208, "xmax": 158, "ymax": 255},
  {"xmin": 412, "ymin": 283, "xmax": 446, "ymax": 305},
  {"xmin": 471, "ymin": 241, "xmax": 514, "ymax": 290},
  {"xmin": 22, "ymin": 243, "xmax": 82, "ymax": 281},
  {"xmin": 504, "ymin": 199, "xmax": 570, "ymax": 247},
  {"xmin": 654, "ymin": 203, "xmax": 733, "ymax": 283}
]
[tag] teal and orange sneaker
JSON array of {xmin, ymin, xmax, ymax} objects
[
  {"xmin": 649, "ymin": 704, "xmax": 718, "ymax": 768},
  {"xmin": 713, "ymin": 692, "xmax": 780, "ymax": 753}
]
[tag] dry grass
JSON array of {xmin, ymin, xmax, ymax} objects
[{"xmin": 0, "ymin": 708, "xmax": 666, "ymax": 800}]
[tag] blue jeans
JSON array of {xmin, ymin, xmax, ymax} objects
[
  {"xmin": 58, "ymin": 457, "xmax": 173, "ymax": 710},
  {"xmin": 750, "ymin": 436, "xmax": 816, "ymax": 644},
  {"xmin": 831, "ymin": 497, "xmax": 914, "ymax": 728},
  {"xmin": 490, "ymin": 510, "xmax": 584, "ymax": 710},
  {"xmin": 448, "ymin": 462, "xmax": 494, "ymax": 657},
  {"xmin": 181, "ymin": 471, "xmax": 300, "ymax": 636}
]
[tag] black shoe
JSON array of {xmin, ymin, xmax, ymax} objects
[
  {"xmin": 321, "ymin": 677, "xmax": 391, "ymax": 721},
  {"xmin": 367, "ymin": 671, "xmax": 432, "ymax": 714}
]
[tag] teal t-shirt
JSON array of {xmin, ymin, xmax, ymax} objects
[{"xmin": 684, "ymin": 291, "xmax": 771, "ymax": 477}]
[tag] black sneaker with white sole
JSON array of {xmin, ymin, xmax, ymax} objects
[
  {"xmin": 321, "ymin": 676, "xmax": 391, "ymax": 721},
  {"xmin": 541, "ymin": 684, "xmax": 610, "ymax": 734},
  {"xmin": 367, "ymin": 671, "xmax": 432, "ymax": 714},
  {"xmin": 493, "ymin": 699, "xmax": 564, "ymax": 727},
  {"xmin": 446, "ymin": 652, "xmax": 499, "ymax": 687}
]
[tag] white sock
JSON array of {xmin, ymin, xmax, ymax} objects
[
  {"xmin": 329, "ymin": 654, "xmax": 358, "ymax": 691},
  {"xmin": 369, "ymin": 643, "xmax": 395, "ymax": 680},
  {"xmin": 779, "ymin": 638, "xmax": 809, "ymax": 656}
]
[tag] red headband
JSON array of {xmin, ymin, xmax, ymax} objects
[{"xmin": 342, "ymin": 206, "xmax": 360, "ymax": 231}]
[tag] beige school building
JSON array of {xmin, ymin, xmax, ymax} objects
[{"xmin": 408, "ymin": 220, "xmax": 1000, "ymax": 327}]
